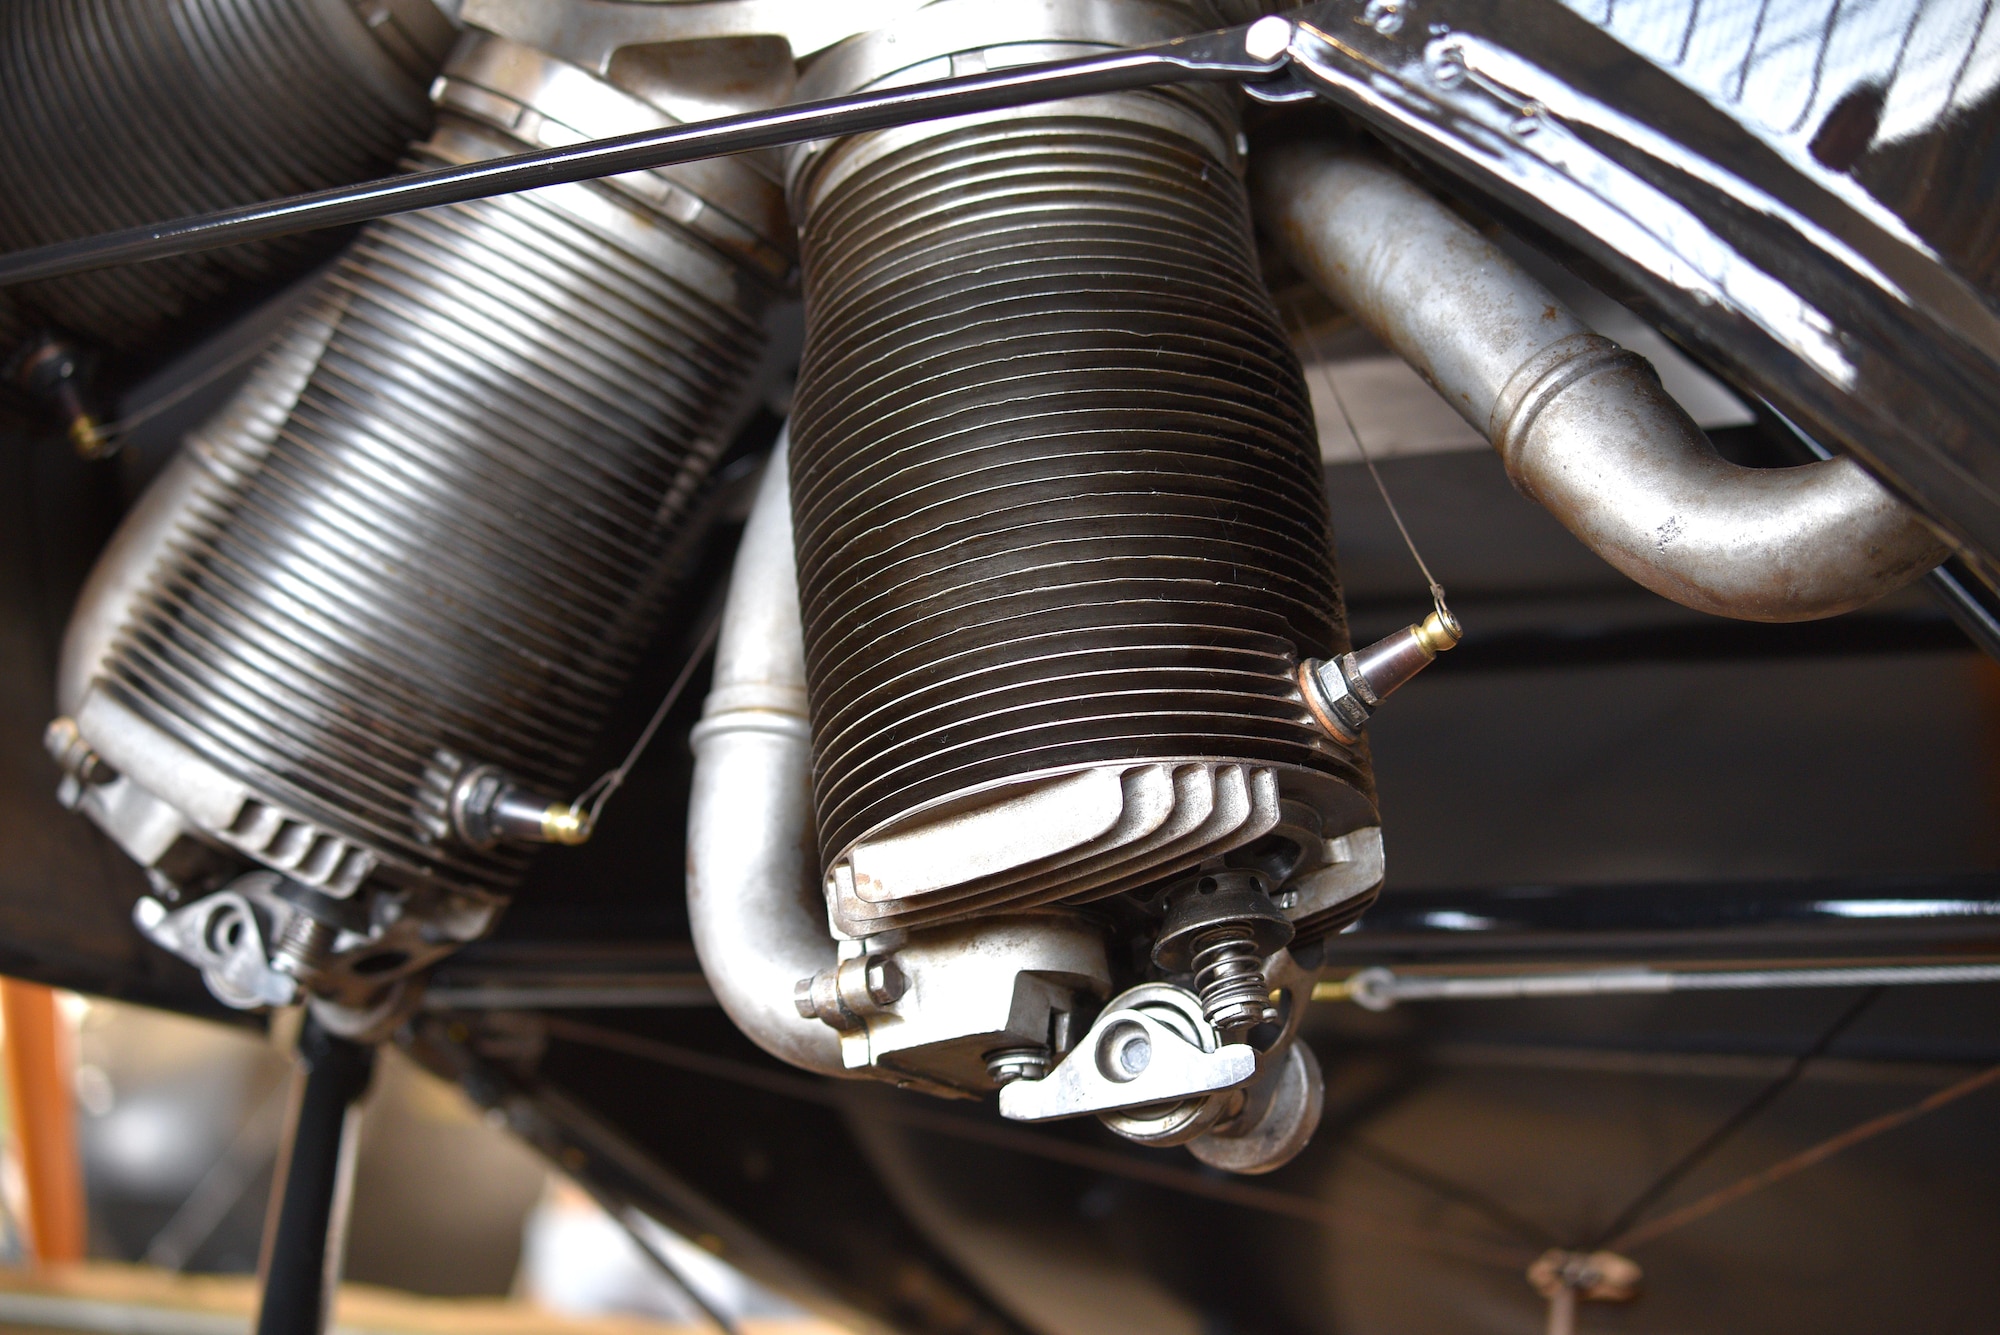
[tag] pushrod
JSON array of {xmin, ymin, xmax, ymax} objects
[{"xmin": 0, "ymin": 22, "xmax": 1288, "ymax": 289}]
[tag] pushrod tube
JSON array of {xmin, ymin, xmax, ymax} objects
[
  {"xmin": 0, "ymin": 25, "xmax": 1286, "ymax": 289},
  {"xmin": 256, "ymin": 1015, "xmax": 375, "ymax": 1335}
]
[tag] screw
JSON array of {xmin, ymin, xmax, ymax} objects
[
  {"xmin": 984, "ymin": 1046, "xmax": 1051, "ymax": 1086},
  {"xmin": 1095, "ymin": 1020, "xmax": 1155, "ymax": 1083},
  {"xmin": 864, "ymin": 954, "xmax": 908, "ymax": 1006},
  {"xmin": 270, "ymin": 910, "xmax": 337, "ymax": 979}
]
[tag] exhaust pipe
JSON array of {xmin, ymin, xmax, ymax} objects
[
  {"xmin": 1256, "ymin": 144, "xmax": 1948, "ymax": 622},
  {"xmin": 686, "ymin": 433, "xmax": 849, "ymax": 1078}
]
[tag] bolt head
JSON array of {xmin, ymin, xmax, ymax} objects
[
  {"xmin": 792, "ymin": 976, "xmax": 818, "ymax": 1019},
  {"xmin": 1364, "ymin": 0, "xmax": 1404, "ymax": 35},
  {"xmin": 1244, "ymin": 16, "xmax": 1292, "ymax": 61},
  {"xmin": 1097, "ymin": 1020, "xmax": 1154, "ymax": 1083},
  {"xmin": 865, "ymin": 955, "xmax": 907, "ymax": 1005}
]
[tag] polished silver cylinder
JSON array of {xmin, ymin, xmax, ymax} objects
[
  {"xmin": 786, "ymin": 0, "xmax": 1376, "ymax": 935},
  {"xmin": 0, "ymin": 0, "xmax": 457, "ymax": 354},
  {"xmin": 81, "ymin": 33, "xmax": 790, "ymax": 900}
]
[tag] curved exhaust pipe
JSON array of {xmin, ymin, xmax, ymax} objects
[
  {"xmin": 1256, "ymin": 144, "xmax": 1948, "ymax": 622},
  {"xmin": 686, "ymin": 433, "xmax": 850, "ymax": 1078}
]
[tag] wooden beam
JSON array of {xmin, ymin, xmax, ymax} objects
[{"xmin": 2, "ymin": 978, "xmax": 87, "ymax": 1265}]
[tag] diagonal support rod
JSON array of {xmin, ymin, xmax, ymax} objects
[{"xmin": 0, "ymin": 20, "xmax": 1293, "ymax": 289}]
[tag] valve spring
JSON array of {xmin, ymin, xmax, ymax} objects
[
  {"xmin": 1190, "ymin": 924, "xmax": 1277, "ymax": 1033},
  {"xmin": 0, "ymin": 0, "xmax": 453, "ymax": 352}
]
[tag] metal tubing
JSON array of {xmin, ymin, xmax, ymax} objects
[
  {"xmin": 255, "ymin": 1016, "xmax": 374, "ymax": 1335},
  {"xmin": 1324, "ymin": 962, "xmax": 2000, "ymax": 1010},
  {"xmin": 0, "ymin": 26, "xmax": 1286, "ymax": 291},
  {"xmin": 1258, "ymin": 145, "xmax": 1949, "ymax": 622},
  {"xmin": 686, "ymin": 434, "xmax": 849, "ymax": 1078}
]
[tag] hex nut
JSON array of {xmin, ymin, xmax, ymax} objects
[{"xmin": 865, "ymin": 954, "xmax": 908, "ymax": 1005}]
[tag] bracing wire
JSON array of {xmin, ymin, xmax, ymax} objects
[
  {"xmin": 1291, "ymin": 305, "xmax": 1455, "ymax": 628},
  {"xmin": 568, "ymin": 612, "xmax": 721, "ymax": 833}
]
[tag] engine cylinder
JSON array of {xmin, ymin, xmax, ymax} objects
[
  {"xmin": 786, "ymin": 0, "xmax": 1376, "ymax": 937},
  {"xmin": 0, "ymin": 0, "xmax": 459, "ymax": 354},
  {"xmin": 75, "ymin": 31, "xmax": 789, "ymax": 905}
]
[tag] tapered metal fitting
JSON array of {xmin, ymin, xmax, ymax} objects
[
  {"xmin": 269, "ymin": 909, "xmax": 339, "ymax": 981},
  {"xmin": 537, "ymin": 803, "xmax": 592, "ymax": 845},
  {"xmin": 44, "ymin": 715, "xmax": 115, "ymax": 787},
  {"xmin": 1298, "ymin": 607, "xmax": 1461, "ymax": 745},
  {"xmin": 448, "ymin": 763, "xmax": 593, "ymax": 848},
  {"xmin": 7, "ymin": 334, "xmax": 110, "ymax": 459}
]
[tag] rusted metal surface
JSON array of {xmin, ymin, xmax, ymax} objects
[{"xmin": 1258, "ymin": 145, "xmax": 1950, "ymax": 622}]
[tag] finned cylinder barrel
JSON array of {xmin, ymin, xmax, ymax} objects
[
  {"xmin": 0, "ymin": 0, "xmax": 458, "ymax": 354},
  {"xmin": 785, "ymin": 0, "xmax": 1377, "ymax": 937},
  {"xmin": 76, "ymin": 32, "xmax": 789, "ymax": 902}
]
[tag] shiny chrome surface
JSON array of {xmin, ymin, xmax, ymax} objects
[
  {"xmin": 686, "ymin": 438, "xmax": 851, "ymax": 1079},
  {"xmin": 786, "ymin": 0, "xmax": 1376, "ymax": 940},
  {"xmin": 0, "ymin": 0, "xmax": 455, "ymax": 353},
  {"xmin": 1262, "ymin": 147, "xmax": 1948, "ymax": 621}
]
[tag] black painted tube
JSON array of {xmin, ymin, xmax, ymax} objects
[
  {"xmin": 256, "ymin": 1017, "xmax": 375, "ymax": 1335},
  {"xmin": 0, "ymin": 28, "xmax": 1281, "ymax": 290}
]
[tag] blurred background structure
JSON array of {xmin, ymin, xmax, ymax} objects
[{"xmin": 0, "ymin": 984, "xmax": 843, "ymax": 1334}]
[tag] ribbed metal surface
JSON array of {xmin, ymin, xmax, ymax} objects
[
  {"xmin": 0, "ymin": 0, "xmax": 442, "ymax": 353},
  {"xmin": 98, "ymin": 109, "xmax": 777, "ymax": 895},
  {"xmin": 789, "ymin": 109, "xmax": 1372, "ymax": 877}
]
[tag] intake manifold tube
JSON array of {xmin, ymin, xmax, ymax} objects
[
  {"xmin": 686, "ymin": 433, "xmax": 849, "ymax": 1078},
  {"xmin": 1255, "ymin": 144, "xmax": 1948, "ymax": 622}
]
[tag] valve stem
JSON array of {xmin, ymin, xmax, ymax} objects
[{"xmin": 1152, "ymin": 870, "xmax": 1294, "ymax": 1037}]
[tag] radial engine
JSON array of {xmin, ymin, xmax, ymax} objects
[{"xmin": 32, "ymin": 0, "xmax": 1944, "ymax": 1174}]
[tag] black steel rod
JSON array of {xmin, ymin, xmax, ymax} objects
[
  {"xmin": 256, "ymin": 1016, "xmax": 376, "ymax": 1335},
  {"xmin": 0, "ymin": 28, "xmax": 1280, "ymax": 289}
]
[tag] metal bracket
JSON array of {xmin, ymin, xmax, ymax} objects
[
  {"xmin": 999, "ymin": 985, "xmax": 1255, "ymax": 1123},
  {"xmin": 135, "ymin": 889, "xmax": 297, "ymax": 1010}
]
